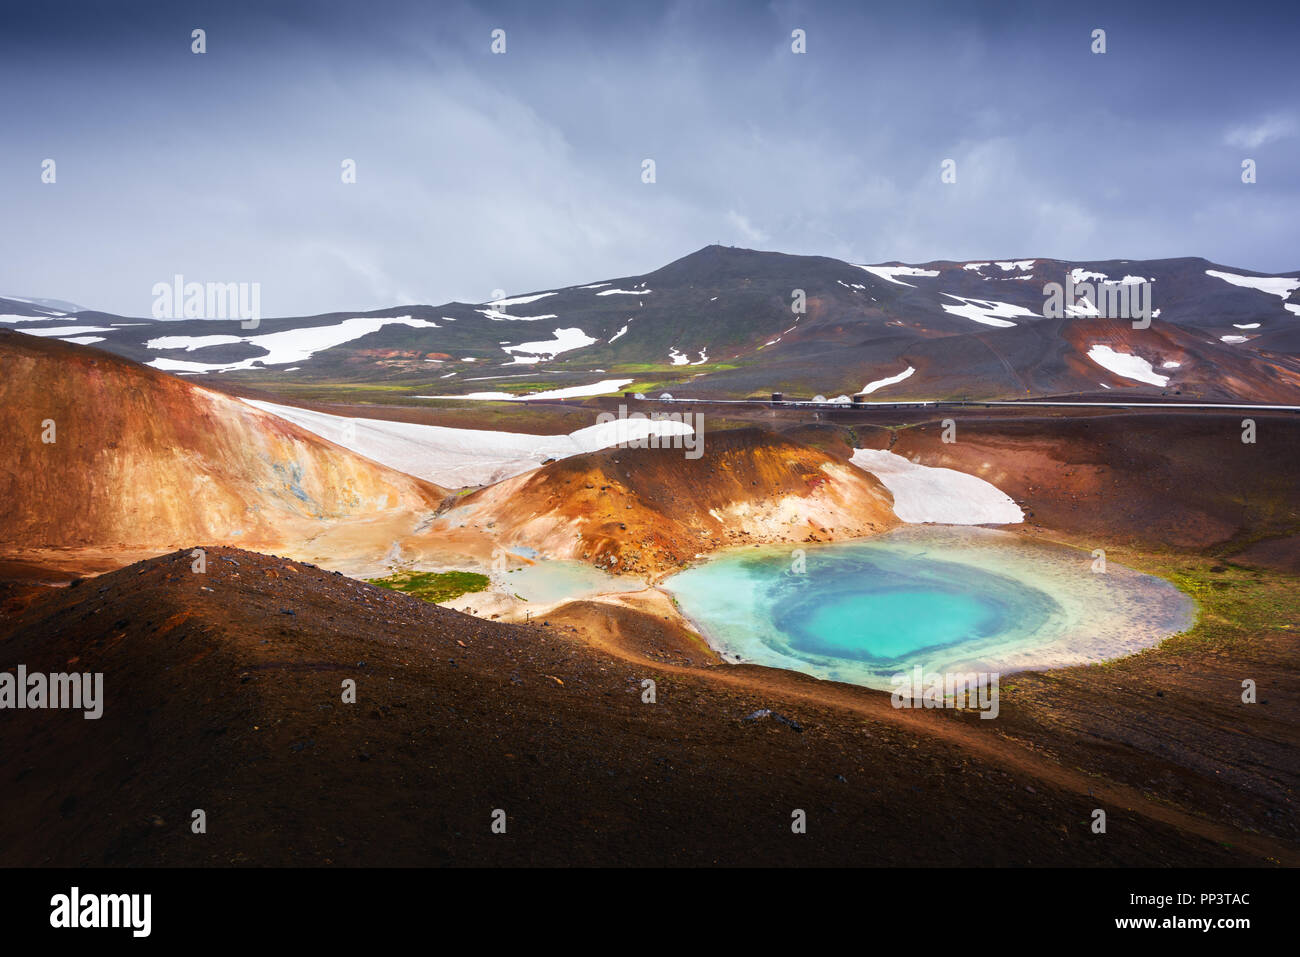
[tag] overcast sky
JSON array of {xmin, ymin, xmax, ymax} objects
[{"xmin": 2, "ymin": 0, "xmax": 1297, "ymax": 317}]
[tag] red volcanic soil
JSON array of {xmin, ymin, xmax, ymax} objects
[
  {"xmin": 858, "ymin": 410, "xmax": 1300, "ymax": 568},
  {"xmin": 437, "ymin": 427, "xmax": 898, "ymax": 576},
  {"xmin": 0, "ymin": 547, "xmax": 1292, "ymax": 867},
  {"xmin": 0, "ymin": 331, "xmax": 445, "ymax": 558},
  {"xmin": 1060, "ymin": 316, "xmax": 1300, "ymax": 402}
]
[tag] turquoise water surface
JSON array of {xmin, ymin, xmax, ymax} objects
[{"xmin": 662, "ymin": 526, "xmax": 1195, "ymax": 689}]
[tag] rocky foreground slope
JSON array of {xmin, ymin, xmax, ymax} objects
[{"xmin": 1, "ymin": 546, "xmax": 1290, "ymax": 867}]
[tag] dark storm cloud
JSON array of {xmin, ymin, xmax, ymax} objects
[{"xmin": 1, "ymin": 0, "xmax": 1296, "ymax": 316}]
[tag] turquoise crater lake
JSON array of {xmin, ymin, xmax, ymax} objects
[{"xmin": 662, "ymin": 526, "xmax": 1195, "ymax": 690}]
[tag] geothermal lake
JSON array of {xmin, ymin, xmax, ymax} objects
[
  {"xmin": 662, "ymin": 526, "xmax": 1195, "ymax": 689},
  {"xmin": 501, "ymin": 559, "xmax": 643, "ymax": 604}
]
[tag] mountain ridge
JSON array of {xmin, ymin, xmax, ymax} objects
[{"xmin": 5, "ymin": 245, "xmax": 1299, "ymax": 402}]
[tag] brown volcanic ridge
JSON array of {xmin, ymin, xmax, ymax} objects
[
  {"xmin": 1, "ymin": 545, "xmax": 1296, "ymax": 867},
  {"xmin": 0, "ymin": 330, "xmax": 445, "ymax": 575},
  {"xmin": 435, "ymin": 428, "xmax": 898, "ymax": 576}
]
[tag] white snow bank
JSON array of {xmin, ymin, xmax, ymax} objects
[
  {"xmin": 60, "ymin": 336, "xmax": 106, "ymax": 345},
  {"xmin": 1205, "ymin": 269, "xmax": 1300, "ymax": 299},
  {"xmin": 23, "ymin": 325, "xmax": 115, "ymax": 336},
  {"xmin": 486, "ymin": 292, "xmax": 555, "ymax": 307},
  {"xmin": 147, "ymin": 334, "xmax": 243, "ymax": 351},
  {"xmin": 522, "ymin": 379, "xmax": 634, "ymax": 400},
  {"xmin": 502, "ymin": 327, "xmax": 596, "ymax": 360},
  {"xmin": 1066, "ymin": 297, "xmax": 1100, "ymax": 318},
  {"xmin": 243, "ymin": 399, "xmax": 692, "ymax": 487},
  {"xmin": 850, "ymin": 449, "xmax": 1023, "ymax": 525},
  {"xmin": 855, "ymin": 265, "xmax": 940, "ymax": 287},
  {"xmin": 145, "ymin": 316, "xmax": 440, "ymax": 373},
  {"xmin": 597, "ymin": 288, "xmax": 651, "ymax": 296},
  {"xmin": 476, "ymin": 308, "xmax": 557, "ymax": 322},
  {"xmin": 940, "ymin": 294, "xmax": 1036, "ymax": 328},
  {"xmin": 1086, "ymin": 345, "xmax": 1169, "ymax": 386},
  {"xmin": 417, "ymin": 378, "xmax": 633, "ymax": 401},
  {"xmin": 861, "ymin": 365, "xmax": 915, "ymax": 394}
]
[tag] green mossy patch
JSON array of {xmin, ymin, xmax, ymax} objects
[{"xmin": 366, "ymin": 570, "xmax": 490, "ymax": 604}]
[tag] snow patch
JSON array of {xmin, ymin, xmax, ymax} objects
[
  {"xmin": 940, "ymin": 294, "xmax": 1036, "ymax": 328},
  {"xmin": 486, "ymin": 292, "xmax": 555, "ymax": 307},
  {"xmin": 244, "ymin": 398, "xmax": 691, "ymax": 487},
  {"xmin": 501, "ymin": 327, "xmax": 597, "ymax": 361},
  {"xmin": 1205, "ymin": 269, "xmax": 1300, "ymax": 299},
  {"xmin": 1066, "ymin": 297, "xmax": 1100, "ymax": 318},
  {"xmin": 849, "ymin": 449, "xmax": 1024, "ymax": 525},
  {"xmin": 22, "ymin": 325, "xmax": 115, "ymax": 336},
  {"xmin": 418, "ymin": 379, "xmax": 633, "ymax": 401},
  {"xmin": 147, "ymin": 334, "xmax": 242, "ymax": 351},
  {"xmin": 476, "ymin": 308, "xmax": 557, "ymax": 322},
  {"xmin": 1086, "ymin": 345, "xmax": 1169, "ymax": 386},
  {"xmin": 855, "ymin": 265, "xmax": 940, "ymax": 287},
  {"xmin": 144, "ymin": 316, "xmax": 440, "ymax": 373},
  {"xmin": 861, "ymin": 365, "xmax": 915, "ymax": 394}
]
